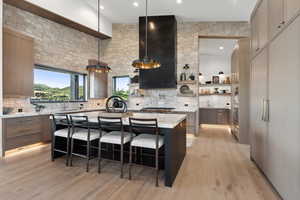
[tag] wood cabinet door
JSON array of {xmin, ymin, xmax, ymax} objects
[
  {"xmin": 257, "ymin": 0, "xmax": 268, "ymax": 50},
  {"xmin": 269, "ymin": 0, "xmax": 285, "ymax": 39},
  {"xmin": 250, "ymin": 48, "xmax": 268, "ymax": 171},
  {"xmin": 251, "ymin": 14, "xmax": 259, "ymax": 57},
  {"xmin": 267, "ymin": 16, "xmax": 300, "ymax": 200},
  {"xmin": 285, "ymin": 0, "xmax": 300, "ymax": 22},
  {"xmin": 3, "ymin": 28, "xmax": 34, "ymax": 97}
]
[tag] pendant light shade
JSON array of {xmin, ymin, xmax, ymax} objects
[
  {"xmin": 87, "ymin": 61, "xmax": 111, "ymax": 73},
  {"xmin": 132, "ymin": 0, "xmax": 161, "ymax": 70},
  {"xmin": 86, "ymin": 0, "xmax": 110, "ymax": 73}
]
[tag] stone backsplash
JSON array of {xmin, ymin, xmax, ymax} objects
[{"xmin": 3, "ymin": 98, "xmax": 106, "ymax": 114}]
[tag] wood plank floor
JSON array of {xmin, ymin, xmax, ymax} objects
[{"xmin": 0, "ymin": 125, "xmax": 280, "ymax": 200}]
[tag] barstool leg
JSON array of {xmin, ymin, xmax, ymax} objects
[
  {"xmin": 129, "ymin": 144, "xmax": 132, "ymax": 180},
  {"xmin": 155, "ymin": 148, "xmax": 159, "ymax": 187},
  {"xmin": 70, "ymin": 139, "xmax": 74, "ymax": 167},
  {"xmin": 98, "ymin": 140, "xmax": 102, "ymax": 174},
  {"xmin": 112, "ymin": 144, "xmax": 115, "ymax": 160},
  {"xmin": 86, "ymin": 141, "xmax": 90, "ymax": 172},
  {"xmin": 51, "ymin": 136, "xmax": 55, "ymax": 162},
  {"xmin": 66, "ymin": 137, "xmax": 70, "ymax": 166},
  {"xmin": 120, "ymin": 144, "xmax": 124, "ymax": 178}
]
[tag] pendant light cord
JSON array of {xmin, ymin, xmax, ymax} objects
[
  {"xmin": 97, "ymin": 0, "xmax": 101, "ymax": 64},
  {"xmin": 145, "ymin": 0, "xmax": 148, "ymax": 58}
]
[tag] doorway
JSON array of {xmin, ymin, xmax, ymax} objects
[{"xmin": 198, "ymin": 36, "xmax": 250, "ymax": 144}]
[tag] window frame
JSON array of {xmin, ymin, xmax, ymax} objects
[
  {"xmin": 112, "ymin": 75, "xmax": 130, "ymax": 100},
  {"xmin": 31, "ymin": 64, "xmax": 87, "ymax": 103}
]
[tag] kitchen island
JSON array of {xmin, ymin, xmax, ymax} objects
[{"xmin": 54, "ymin": 112, "xmax": 187, "ymax": 187}]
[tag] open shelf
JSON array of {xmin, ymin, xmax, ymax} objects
[
  {"xmin": 177, "ymin": 80, "xmax": 197, "ymax": 85},
  {"xmin": 199, "ymin": 93, "xmax": 232, "ymax": 96},
  {"xmin": 199, "ymin": 84, "xmax": 231, "ymax": 87},
  {"xmin": 177, "ymin": 94, "xmax": 197, "ymax": 97}
]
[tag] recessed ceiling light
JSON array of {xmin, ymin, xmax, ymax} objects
[
  {"xmin": 100, "ymin": 5, "xmax": 104, "ymax": 10},
  {"xmin": 176, "ymin": 0, "xmax": 183, "ymax": 4},
  {"xmin": 133, "ymin": 2, "xmax": 139, "ymax": 7},
  {"xmin": 219, "ymin": 46, "xmax": 224, "ymax": 50}
]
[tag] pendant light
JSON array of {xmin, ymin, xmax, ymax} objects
[
  {"xmin": 86, "ymin": 0, "xmax": 111, "ymax": 73},
  {"xmin": 132, "ymin": 0, "xmax": 161, "ymax": 69}
]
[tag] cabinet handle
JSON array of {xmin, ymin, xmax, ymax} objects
[
  {"xmin": 261, "ymin": 99, "xmax": 270, "ymax": 122},
  {"xmin": 264, "ymin": 100, "xmax": 270, "ymax": 122},
  {"xmin": 277, "ymin": 25, "xmax": 281, "ymax": 29},
  {"xmin": 261, "ymin": 99, "xmax": 266, "ymax": 121}
]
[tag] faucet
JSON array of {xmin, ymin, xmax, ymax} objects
[{"xmin": 32, "ymin": 103, "xmax": 45, "ymax": 113}]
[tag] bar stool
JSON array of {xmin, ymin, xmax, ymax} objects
[
  {"xmin": 50, "ymin": 114, "xmax": 72, "ymax": 166},
  {"xmin": 98, "ymin": 116, "xmax": 135, "ymax": 178},
  {"xmin": 69, "ymin": 115, "xmax": 102, "ymax": 172},
  {"xmin": 129, "ymin": 118, "xmax": 164, "ymax": 187}
]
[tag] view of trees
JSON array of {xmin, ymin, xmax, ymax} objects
[{"xmin": 33, "ymin": 84, "xmax": 84, "ymax": 101}]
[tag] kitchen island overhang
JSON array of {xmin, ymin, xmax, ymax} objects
[{"xmin": 53, "ymin": 112, "xmax": 187, "ymax": 187}]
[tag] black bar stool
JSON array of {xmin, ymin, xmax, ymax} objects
[
  {"xmin": 129, "ymin": 118, "xmax": 164, "ymax": 187},
  {"xmin": 69, "ymin": 115, "xmax": 102, "ymax": 172},
  {"xmin": 50, "ymin": 114, "xmax": 71, "ymax": 166},
  {"xmin": 97, "ymin": 116, "xmax": 135, "ymax": 178}
]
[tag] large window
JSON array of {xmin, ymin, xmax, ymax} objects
[
  {"xmin": 32, "ymin": 65, "xmax": 86, "ymax": 102},
  {"xmin": 113, "ymin": 76, "xmax": 130, "ymax": 100}
]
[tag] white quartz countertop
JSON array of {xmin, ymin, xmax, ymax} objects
[
  {"xmin": 127, "ymin": 107, "xmax": 198, "ymax": 113},
  {"xmin": 71, "ymin": 112, "xmax": 187, "ymax": 129},
  {"xmin": 0, "ymin": 106, "xmax": 197, "ymax": 120}
]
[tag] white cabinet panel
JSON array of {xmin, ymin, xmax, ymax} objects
[
  {"xmin": 250, "ymin": 48, "xmax": 268, "ymax": 170},
  {"xmin": 268, "ymin": 16, "xmax": 300, "ymax": 200}
]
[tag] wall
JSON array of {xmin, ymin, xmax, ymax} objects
[
  {"xmin": 199, "ymin": 54, "xmax": 232, "ymax": 108},
  {"xmin": 3, "ymin": 4, "xmax": 106, "ymax": 113},
  {"xmin": 26, "ymin": 0, "xmax": 112, "ymax": 36},
  {"xmin": 101, "ymin": 22, "xmax": 250, "ymax": 109}
]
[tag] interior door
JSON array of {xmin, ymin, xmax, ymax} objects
[
  {"xmin": 269, "ymin": 0, "xmax": 284, "ymax": 39},
  {"xmin": 250, "ymin": 49, "xmax": 268, "ymax": 170},
  {"xmin": 267, "ymin": 16, "xmax": 300, "ymax": 200}
]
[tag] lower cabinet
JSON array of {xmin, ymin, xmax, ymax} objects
[
  {"xmin": 2, "ymin": 115, "xmax": 51, "ymax": 154},
  {"xmin": 199, "ymin": 108, "xmax": 230, "ymax": 125}
]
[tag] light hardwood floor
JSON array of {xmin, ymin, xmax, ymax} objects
[{"xmin": 0, "ymin": 125, "xmax": 280, "ymax": 200}]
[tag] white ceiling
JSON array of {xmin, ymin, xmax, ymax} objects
[
  {"xmin": 86, "ymin": 0, "xmax": 257, "ymax": 23},
  {"xmin": 199, "ymin": 39, "xmax": 237, "ymax": 56}
]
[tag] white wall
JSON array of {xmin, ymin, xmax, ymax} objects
[
  {"xmin": 0, "ymin": 0, "xmax": 3, "ymax": 157},
  {"xmin": 26, "ymin": 0, "xmax": 112, "ymax": 37},
  {"xmin": 199, "ymin": 54, "xmax": 231, "ymax": 82}
]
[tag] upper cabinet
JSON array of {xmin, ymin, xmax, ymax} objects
[
  {"xmin": 251, "ymin": 0, "xmax": 268, "ymax": 57},
  {"xmin": 285, "ymin": 0, "xmax": 300, "ymax": 23},
  {"xmin": 269, "ymin": 0, "xmax": 300, "ymax": 39},
  {"xmin": 3, "ymin": 28, "xmax": 34, "ymax": 97},
  {"xmin": 269, "ymin": 0, "xmax": 285, "ymax": 39}
]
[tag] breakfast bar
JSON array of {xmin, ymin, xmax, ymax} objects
[{"xmin": 53, "ymin": 112, "xmax": 187, "ymax": 187}]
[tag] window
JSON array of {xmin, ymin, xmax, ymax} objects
[
  {"xmin": 112, "ymin": 76, "xmax": 130, "ymax": 100},
  {"xmin": 32, "ymin": 65, "xmax": 87, "ymax": 102}
]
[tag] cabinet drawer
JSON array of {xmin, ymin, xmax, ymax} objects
[
  {"xmin": 5, "ymin": 133, "xmax": 42, "ymax": 150},
  {"xmin": 5, "ymin": 117, "xmax": 43, "ymax": 138}
]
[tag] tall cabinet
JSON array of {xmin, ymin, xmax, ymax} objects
[{"xmin": 250, "ymin": 0, "xmax": 300, "ymax": 199}]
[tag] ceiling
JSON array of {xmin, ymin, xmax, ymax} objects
[
  {"xmin": 199, "ymin": 39, "xmax": 238, "ymax": 56},
  {"xmin": 86, "ymin": 0, "xmax": 257, "ymax": 23}
]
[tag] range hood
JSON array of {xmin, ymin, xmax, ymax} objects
[{"xmin": 139, "ymin": 15, "xmax": 177, "ymax": 89}]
